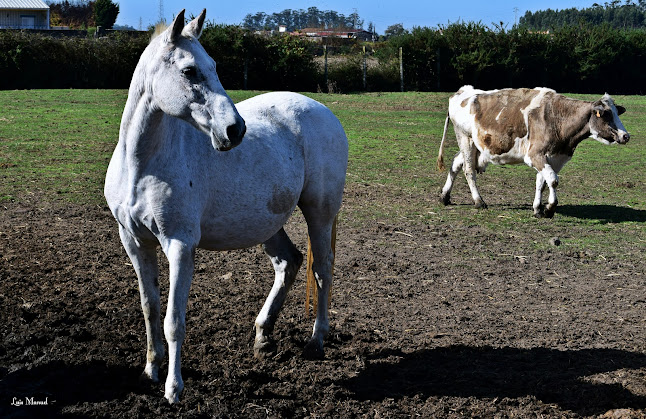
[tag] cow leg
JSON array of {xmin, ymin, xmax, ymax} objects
[
  {"xmin": 461, "ymin": 143, "xmax": 487, "ymax": 209},
  {"xmin": 118, "ymin": 225, "xmax": 165, "ymax": 384},
  {"xmin": 162, "ymin": 239, "xmax": 196, "ymax": 404},
  {"xmin": 440, "ymin": 151, "xmax": 463, "ymax": 205},
  {"xmin": 540, "ymin": 165, "xmax": 559, "ymax": 218},
  {"xmin": 533, "ymin": 172, "xmax": 547, "ymax": 218},
  {"xmin": 254, "ymin": 228, "xmax": 303, "ymax": 358}
]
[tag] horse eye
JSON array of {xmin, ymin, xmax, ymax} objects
[{"xmin": 182, "ymin": 67, "xmax": 197, "ymax": 78}]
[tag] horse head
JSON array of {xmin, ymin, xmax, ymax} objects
[{"xmin": 144, "ymin": 9, "xmax": 246, "ymax": 151}]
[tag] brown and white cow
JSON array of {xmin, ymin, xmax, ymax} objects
[{"xmin": 437, "ymin": 85, "xmax": 630, "ymax": 218}]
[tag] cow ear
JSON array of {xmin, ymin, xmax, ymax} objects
[
  {"xmin": 593, "ymin": 105, "xmax": 605, "ymax": 118},
  {"xmin": 616, "ymin": 105, "xmax": 626, "ymax": 115}
]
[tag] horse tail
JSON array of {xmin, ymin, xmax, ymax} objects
[
  {"xmin": 305, "ymin": 215, "xmax": 337, "ymax": 317},
  {"xmin": 437, "ymin": 111, "xmax": 451, "ymax": 172}
]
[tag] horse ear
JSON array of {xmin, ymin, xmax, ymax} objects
[
  {"xmin": 183, "ymin": 9, "xmax": 206, "ymax": 39},
  {"xmin": 168, "ymin": 9, "xmax": 186, "ymax": 43}
]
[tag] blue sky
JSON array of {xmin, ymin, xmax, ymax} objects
[{"xmin": 116, "ymin": 1, "xmax": 596, "ymax": 33}]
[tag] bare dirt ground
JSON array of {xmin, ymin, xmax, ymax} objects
[{"xmin": 1, "ymin": 182, "xmax": 645, "ymax": 418}]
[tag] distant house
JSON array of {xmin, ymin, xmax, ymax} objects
[
  {"xmin": 0, "ymin": 0, "xmax": 50, "ymax": 30},
  {"xmin": 295, "ymin": 28, "xmax": 375, "ymax": 42}
]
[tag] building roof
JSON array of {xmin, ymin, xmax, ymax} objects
[{"xmin": 0, "ymin": 0, "xmax": 49, "ymax": 10}]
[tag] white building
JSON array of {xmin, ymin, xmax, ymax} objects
[{"xmin": 0, "ymin": 0, "xmax": 50, "ymax": 30}]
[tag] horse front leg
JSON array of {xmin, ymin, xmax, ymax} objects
[
  {"xmin": 162, "ymin": 239, "xmax": 196, "ymax": 404},
  {"xmin": 254, "ymin": 228, "xmax": 303, "ymax": 358},
  {"xmin": 118, "ymin": 225, "xmax": 164, "ymax": 383}
]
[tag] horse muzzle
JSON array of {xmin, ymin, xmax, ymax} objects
[{"xmin": 211, "ymin": 120, "xmax": 246, "ymax": 151}]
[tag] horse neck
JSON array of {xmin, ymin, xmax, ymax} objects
[{"xmin": 119, "ymin": 80, "xmax": 171, "ymax": 167}]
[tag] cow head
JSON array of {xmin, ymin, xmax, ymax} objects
[{"xmin": 589, "ymin": 94, "xmax": 630, "ymax": 145}]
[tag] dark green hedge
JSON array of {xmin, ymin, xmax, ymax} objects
[
  {"xmin": 2, "ymin": 23, "xmax": 646, "ymax": 94},
  {"xmin": 0, "ymin": 26, "xmax": 319, "ymax": 91},
  {"xmin": 383, "ymin": 22, "xmax": 646, "ymax": 94},
  {"xmin": 0, "ymin": 30, "xmax": 147, "ymax": 89}
]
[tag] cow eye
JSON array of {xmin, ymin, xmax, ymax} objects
[{"xmin": 182, "ymin": 67, "xmax": 197, "ymax": 78}]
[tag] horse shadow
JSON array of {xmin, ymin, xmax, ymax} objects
[
  {"xmin": 344, "ymin": 345, "xmax": 646, "ymax": 416},
  {"xmin": 0, "ymin": 361, "xmax": 152, "ymax": 418},
  {"xmin": 557, "ymin": 204, "xmax": 646, "ymax": 223}
]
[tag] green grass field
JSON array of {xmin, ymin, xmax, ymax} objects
[{"xmin": 0, "ymin": 89, "xmax": 644, "ymax": 256}]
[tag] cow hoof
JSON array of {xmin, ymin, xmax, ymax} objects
[
  {"xmin": 544, "ymin": 203, "xmax": 557, "ymax": 218},
  {"xmin": 253, "ymin": 336, "xmax": 277, "ymax": 359},
  {"xmin": 440, "ymin": 193, "xmax": 451, "ymax": 206},
  {"xmin": 303, "ymin": 339, "xmax": 325, "ymax": 360}
]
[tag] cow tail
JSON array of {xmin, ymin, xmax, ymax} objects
[
  {"xmin": 437, "ymin": 111, "xmax": 450, "ymax": 172},
  {"xmin": 305, "ymin": 215, "xmax": 337, "ymax": 317}
]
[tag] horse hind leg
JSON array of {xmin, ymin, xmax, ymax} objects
[
  {"xmin": 254, "ymin": 228, "xmax": 303, "ymax": 358},
  {"xmin": 118, "ymin": 225, "xmax": 164, "ymax": 384},
  {"xmin": 299, "ymin": 210, "xmax": 337, "ymax": 360}
]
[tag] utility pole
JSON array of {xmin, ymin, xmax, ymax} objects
[
  {"xmin": 514, "ymin": 7, "xmax": 519, "ymax": 27},
  {"xmin": 158, "ymin": 0, "xmax": 166, "ymax": 24}
]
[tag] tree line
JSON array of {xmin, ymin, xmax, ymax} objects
[
  {"xmin": 520, "ymin": 0, "xmax": 646, "ymax": 29},
  {"xmin": 46, "ymin": 0, "xmax": 119, "ymax": 29},
  {"xmin": 242, "ymin": 7, "xmax": 367, "ymax": 32}
]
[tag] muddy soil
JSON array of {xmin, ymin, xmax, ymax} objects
[{"xmin": 1, "ymin": 184, "xmax": 645, "ymax": 418}]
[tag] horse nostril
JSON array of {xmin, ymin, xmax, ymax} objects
[
  {"xmin": 623, "ymin": 133, "xmax": 630, "ymax": 142},
  {"xmin": 226, "ymin": 121, "xmax": 246, "ymax": 145}
]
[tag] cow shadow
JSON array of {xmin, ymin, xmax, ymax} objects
[
  {"xmin": 344, "ymin": 345, "xmax": 646, "ymax": 416},
  {"xmin": 557, "ymin": 204, "xmax": 646, "ymax": 223}
]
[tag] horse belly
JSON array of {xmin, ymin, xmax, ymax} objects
[
  {"xmin": 198, "ymin": 205, "xmax": 296, "ymax": 251},
  {"xmin": 197, "ymin": 173, "xmax": 302, "ymax": 250}
]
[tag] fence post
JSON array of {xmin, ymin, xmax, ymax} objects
[
  {"xmin": 243, "ymin": 56, "xmax": 248, "ymax": 90},
  {"xmin": 399, "ymin": 47, "xmax": 404, "ymax": 92},
  {"xmin": 436, "ymin": 48, "xmax": 441, "ymax": 91},
  {"xmin": 324, "ymin": 45, "xmax": 328, "ymax": 92},
  {"xmin": 363, "ymin": 45, "xmax": 367, "ymax": 90}
]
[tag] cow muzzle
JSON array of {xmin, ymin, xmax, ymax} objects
[{"xmin": 617, "ymin": 131, "xmax": 630, "ymax": 144}]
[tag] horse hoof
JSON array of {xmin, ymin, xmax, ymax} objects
[
  {"xmin": 474, "ymin": 200, "xmax": 487, "ymax": 209},
  {"xmin": 253, "ymin": 337, "xmax": 277, "ymax": 359},
  {"xmin": 440, "ymin": 193, "xmax": 451, "ymax": 206},
  {"xmin": 140, "ymin": 363, "xmax": 160, "ymax": 383},
  {"xmin": 303, "ymin": 339, "xmax": 324, "ymax": 360},
  {"xmin": 164, "ymin": 385, "xmax": 183, "ymax": 404},
  {"xmin": 165, "ymin": 392, "xmax": 180, "ymax": 404}
]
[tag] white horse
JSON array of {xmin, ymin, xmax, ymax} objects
[{"xmin": 104, "ymin": 9, "xmax": 348, "ymax": 404}]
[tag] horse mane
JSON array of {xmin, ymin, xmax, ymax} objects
[{"xmin": 150, "ymin": 22, "xmax": 168, "ymax": 43}]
